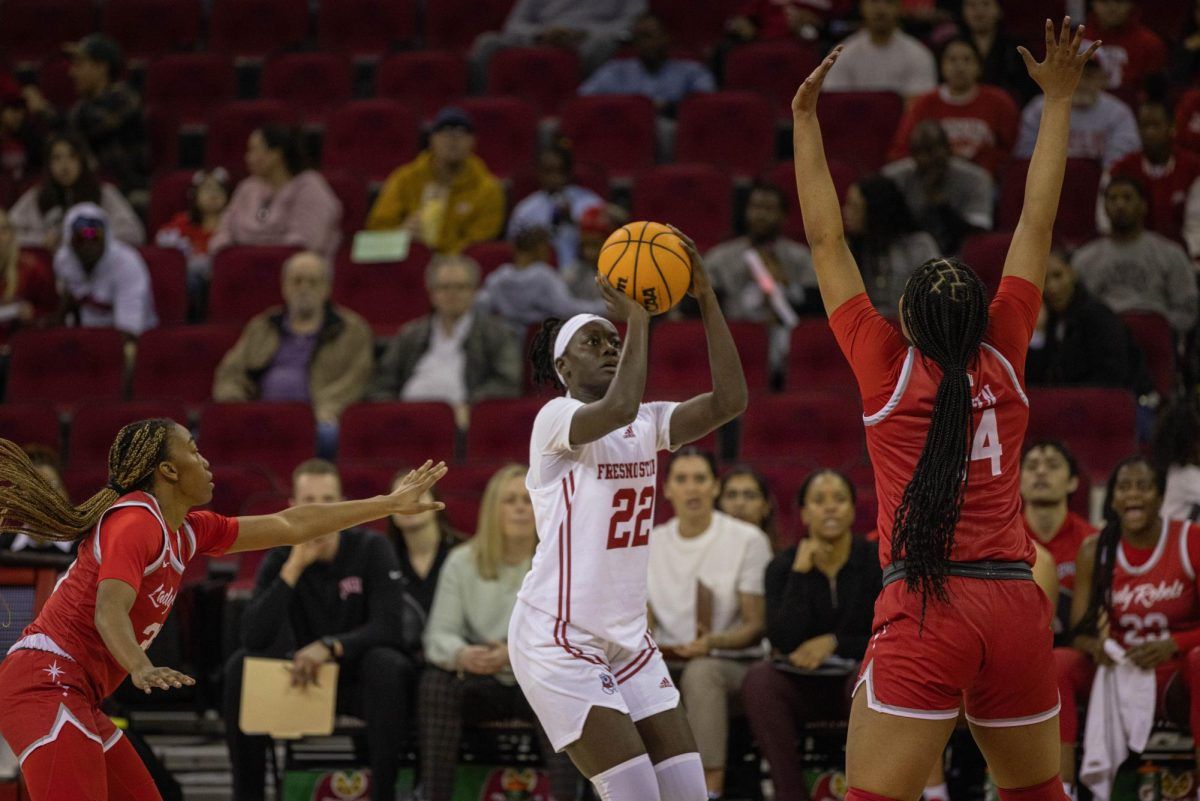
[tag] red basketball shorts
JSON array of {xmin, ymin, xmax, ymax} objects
[{"xmin": 855, "ymin": 576, "xmax": 1060, "ymax": 726}]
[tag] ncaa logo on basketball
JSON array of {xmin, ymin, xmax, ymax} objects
[{"xmin": 597, "ymin": 672, "xmax": 617, "ymax": 695}]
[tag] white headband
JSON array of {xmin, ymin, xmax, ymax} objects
[{"xmin": 554, "ymin": 314, "xmax": 618, "ymax": 384}]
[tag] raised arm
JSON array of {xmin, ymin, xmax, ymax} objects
[
  {"xmin": 1003, "ymin": 19, "xmax": 1101, "ymax": 290},
  {"xmin": 790, "ymin": 47, "xmax": 867, "ymax": 317}
]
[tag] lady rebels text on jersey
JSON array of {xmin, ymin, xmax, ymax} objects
[{"xmin": 1110, "ymin": 519, "xmax": 1200, "ymax": 651}]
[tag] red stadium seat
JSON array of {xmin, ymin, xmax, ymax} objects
[
  {"xmin": 199, "ymin": 402, "xmax": 316, "ymax": 485},
  {"xmin": 102, "ymin": 0, "xmax": 202, "ymax": 62},
  {"xmin": 145, "ymin": 55, "xmax": 237, "ymax": 126},
  {"xmin": 486, "ymin": 47, "xmax": 580, "ymax": 117},
  {"xmin": 208, "ymin": 464, "xmax": 280, "ymax": 517},
  {"xmin": 37, "ymin": 56, "xmax": 78, "ymax": 111},
  {"xmin": 649, "ymin": 0, "xmax": 740, "ymax": 50},
  {"xmin": 559, "ymin": 95, "xmax": 657, "ymax": 179},
  {"xmin": 1121, "ymin": 312, "xmax": 1176, "ymax": 398},
  {"xmin": 62, "ymin": 466, "xmax": 110, "ymax": 503},
  {"xmin": 646, "ymin": 320, "xmax": 769, "ymax": 399},
  {"xmin": 424, "ymin": 0, "xmax": 514, "ymax": 50},
  {"xmin": 441, "ymin": 492, "xmax": 480, "ymax": 537},
  {"xmin": 740, "ymin": 391, "xmax": 866, "ymax": 467},
  {"xmin": 960, "ymin": 231, "xmax": 1014, "ymax": 297},
  {"xmin": 997, "ymin": 158, "xmax": 1101, "ymax": 247},
  {"xmin": 209, "ymin": 0, "xmax": 310, "ymax": 59},
  {"xmin": 787, "ymin": 320, "xmax": 858, "ymax": 391},
  {"xmin": 331, "ymin": 246, "xmax": 434, "ymax": 336},
  {"xmin": 139, "ymin": 246, "xmax": 188, "ymax": 326},
  {"xmin": 208, "ymin": 246, "xmax": 301, "ymax": 325},
  {"xmin": 375, "ymin": 51, "xmax": 469, "ymax": 120},
  {"xmin": 339, "ymin": 461, "xmax": 399, "ymax": 501},
  {"xmin": 317, "ymin": 0, "xmax": 416, "ymax": 59},
  {"xmin": 724, "ymin": 41, "xmax": 821, "ymax": 119},
  {"xmin": 462, "ymin": 241, "xmax": 515, "ymax": 278},
  {"xmin": 675, "ymin": 92, "xmax": 774, "ymax": 178},
  {"xmin": 999, "ymin": 0, "xmax": 1066, "ymax": 44},
  {"xmin": 339, "ymin": 402, "xmax": 458, "ymax": 464},
  {"xmin": 765, "ymin": 159, "xmax": 859, "ymax": 242},
  {"xmin": 68, "ymin": 401, "xmax": 189, "ymax": 465},
  {"xmin": 7, "ymin": 329, "xmax": 125, "ymax": 405},
  {"xmin": 435, "ymin": 463, "xmax": 511, "ymax": 497},
  {"xmin": 0, "ymin": 0, "xmax": 95, "ymax": 65},
  {"xmin": 0, "ymin": 404, "xmax": 61, "ymax": 450},
  {"xmin": 324, "ymin": 172, "xmax": 368, "ymax": 239},
  {"xmin": 1140, "ymin": 0, "xmax": 1191, "ymax": 46},
  {"xmin": 205, "ymin": 101, "xmax": 299, "ymax": 178},
  {"xmin": 816, "ymin": 92, "xmax": 904, "ymax": 174},
  {"xmin": 631, "ymin": 165, "xmax": 732, "ymax": 252},
  {"xmin": 322, "ymin": 101, "xmax": 421, "ymax": 184},
  {"xmin": 261, "ymin": 53, "xmax": 353, "ymax": 125},
  {"xmin": 132, "ymin": 325, "xmax": 242, "ymax": 403},
  {"xmin": 465, "ymin": 398, "xmax": 544, "ymax": 462},
  {"xmin": 1026, "ymin": 388, "xmax": 1136, "ymax": 483},
  {"xmin": 147, "ymin": 170, "xmax": 197, "ymax": 234},
  {"xmin": 457, "ymin": 97, "xmax": 539, "ymax": 179}
]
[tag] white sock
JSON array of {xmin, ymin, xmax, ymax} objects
[
  {"xmin": 591, "ymin": 754, "xmax": 662, "ymax": 801},
  {"xmin": 653, "ymin": 752, "xmax": 707, "ymax": 801},
  {"xmin": 924, "ymin": 782, "xmax": 950, "ymax": 801}
]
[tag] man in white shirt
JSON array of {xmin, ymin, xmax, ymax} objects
[
  {"xmin": 822, "ymin": 0, "xmax": 937, "ymax": 100},
  {"xmin": 647, "ymin": 449, "xmax": 772, "ymax": 801}
]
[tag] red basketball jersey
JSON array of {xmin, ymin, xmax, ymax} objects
[
  {"xmin": 18, "ymin": 492, "xmax": 238, "ymax": 699},
  {"xmin": 1025, "ymin": 511, "xmax": 1096, "ymax": 594},
  {"xmin": 1110, "ymin": 519, "xmax": 1200, "ymax": 650},
  {"xmin": 830, "ymin": 276, "xmax": 1042, "ymax": 568}
]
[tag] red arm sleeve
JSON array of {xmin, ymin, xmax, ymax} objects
[
  {"xmin": 184, "ymin": 511, "xmax": 240, "ymax": 558},
  {"xmin": 827, "ymin": 293, "xmax": 909, "ymax": 415},
  {"xmin": 984, "ymin": 276, "xmax": 1042, "ymax": 382},
  {"xmin": 95, "ymin": 508, "xmax": 164, "ymax": 592}
]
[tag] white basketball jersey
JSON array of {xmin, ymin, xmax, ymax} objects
[{"xmin": 519, "ymin": 396, "xmax": 678, "ymax": 653}]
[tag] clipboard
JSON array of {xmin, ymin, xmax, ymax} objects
[{"xmin": 238, "ymin": 657, "xmax": 339, "ymax": 739}]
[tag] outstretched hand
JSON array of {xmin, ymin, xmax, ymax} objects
[
  {"xmin": 1018, "ymin": 17, "xmax": 1101, "ymax": 101},
  {"xmin": 791, "ymin": 45, "xmax": 842, "ymax": 118},
  {"xmin": 387, "ymin": 460, "xmax": 448, "ymax": 515}
]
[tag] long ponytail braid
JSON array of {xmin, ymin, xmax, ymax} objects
[
  {"xmin": 0, "ymin": 418, "xmax": 175, "ymax": 542},
  {"xmin": 891, "ymin": 258, "xmax": 989, "ymax": 613}
]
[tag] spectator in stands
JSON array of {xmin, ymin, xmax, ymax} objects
[
  {"xmin": 419, "ymin": 465, "xmax": 580, "ymax": 801},
  {"xmin": 54, "ymin": 202, "xmax": 156, "ymax": 341},
  {"xmin": 0, "ymin": 209, "xmax": 56, "ymax": 347},
  {"xmin": 212, "ymin": 251, "xmax": 373, "ymax": 458},
  {"xmin": 742, "ymin": 469, "xmax": 880, "ymax": 801},
  {"xmin": 154, "ymin": 168, "xmax": 231, "ymax": 289},
  {"xmin": 470, "ymin": 0, "xmax": 646, "ymax": 87},
  {"xmin": 1099, "ymin": 99, "xmax": 1200, "ymax": 258},
  {"xmin": 882, "ymin": 119, "xmax": 993, "ymax": 254},
  {"xmin": 842, "ymin": 174, "xmax": 940, "ymax": 315},
  {"xmin": 725, "ymin": 0, "xmax": 852, "ymax": 43},
  {"xmin": 1073, "ymin": 177, "xmax": 1198, "ymax": 333},
  {"xmin": 561, "ymin": 204, "xmax": 626, "ymax": 301},
  {"xmin": 366, "ymin": 107, "xmax": 504, "ymax": 254},
  {"xmin": 578, "ymin": 12, "xmax": 716, "ymax": 114},
  {"xmin": 718, "ymin": 464, "xmax": 778, "ymax": 543},
  {"xmin": 223, "ymin": 459, "xmax": 416, "ymax": 801},
  {"xmin": 1026, "ymin": 247, "xmax": 1145, "ymax": 390},
  {"xmin": 958, "ymin": 0, "xmax": 1037, "ymax": 102},
  {"xmin": 1015, "ymin": 59, "xmax": 1140, "ymax": 169},
  {"xmin": 209, "ymin": 126, "xmax": 342, "ymax": 260},
  {"xmin": 385, "ymin": 467, "xmax": 463, "ymax": 618},
  {"xmin": 648, "ymin": 448, "xmax": 772, "ymax": 800},
  {"xmin": 475, "ymin": 226, "xmax": 604, "ymax": 338},
  {"xmin": 1084, "ymin": 0, "xmax": 1167, "ymax": 93},
  {"xmin": 0, "ymin": 446, "xmax": 76, "ymax": 557},
  {"xmin": 371, "ymin": 254, "xmax": 521, "ymax": 429},
  {"xmin": 9, "ymin": 132, "xmax": 144, "ymax": 249},
  {"xmin": 1171, "ymin": 0, "xmax": 1200, "ymax": 87},
  {"xmin": 508, "ymin": 143, "xmax": 604, "ymax": 269},
  {"xmin": 821, "ymin": 0, "xmax": 937, "ymax": 100},
  {"xmin": 888, "ymin": 38, "xmax": 1019, "ymax": 175},
  {"xmin": 0, "ymin": 75, "xmax": 42, "ymax": 204},
  {"xmin": 1152, "ymin": 396, "xmax": 1200, "ymax": 523}
]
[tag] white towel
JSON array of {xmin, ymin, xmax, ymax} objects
[{"xmin": 1080, "ymin": 640, "xmax": 1157, "ymax": 801}]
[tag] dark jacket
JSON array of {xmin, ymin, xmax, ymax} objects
[
  {"xmin": 1025, "ymin": 285, "xmax": 1149, "ymax": 392},
  {"xmin": 67, "ymin": 82, "xmax": 148, "ymax": 192},
  {"xmin": 764, "ymin": 538, "xmax": 881, "ymax": 660}
]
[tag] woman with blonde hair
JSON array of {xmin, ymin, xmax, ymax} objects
[
  {"xmin": 0, "ymin": 207, "xmax": 56, "ymax": 346},
  {"xmin": 418, "ymin": 464, "xmax": 580, "ymax": 801}
]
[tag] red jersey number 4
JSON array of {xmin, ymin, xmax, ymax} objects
[
  {"xmin": 971, "ymin": 408, "xmax": 1003, "ymax": 477},
  {"xmin": 607, "ymin": 487, "xmax": 654, "ymax": 550}
]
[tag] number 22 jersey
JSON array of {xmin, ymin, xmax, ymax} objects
[{"xmin": 519, "ymin": 397, "xmax": 678, "ymax": 653}]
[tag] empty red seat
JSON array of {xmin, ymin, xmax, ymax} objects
[
  {"xmin": 209, "ymin": 246, "xmax": 301, "ymax": 325},
  {"xmin": 457, "ymin": 97, "xmax": 539, "ymax": 179},
  {"xmin": 69, "ymin": 401, "xmax": 189, "ymax": 465},
  {"xmin": 145, "ymin": 55, "xmax": 238, "ymax": 126},
  {"xmin": 787, "ymin": 320, "xmax": 858, "ymax": 391},
  {"xmin": 208, "ymin": 464, "xmax": 280, "ymax": 516},
  {"xmin": 960, "ymin": 231, "xmax": 1015, "ymax": 296},
  {"xmin": 317, "ymin": 0, "xmax": 416, "ymax": 59},
  {"xmin": 205, "ymin": 101, "xmax": 299, "ymax": 178},
  {"xmin": 999, "ymin": 0, "xmax": 1065, "ymax": 44},
  {"xmin": 724, "ymin": 41, "xmax": 821, "ymax": 118},
  {"xmin": 424, "ymin": 0, "xmax": 514, "ymax": 50},
  {"xmin": 997, "ymin": 158, "xmax": 1101, "ymax": 247},
  {"xmin": 0, "ymin": 0, "xmax": 95, "ymax": 64},
  {"xmin": 7, "ymin": 329, "xmax": 125, "ymax": 405},
  {"xmin": 559, "ymin": 95, "xmax": 657, "ymax": 180},
  {"xmin": 0, "ymin": 404, "xmax": 61, "ymax": 450},
  {"xmin": 486, "ymin": 47, "xmax": 580, "ymax": 117},
  {"xmin": 261, "ymin": 53, "xmax": 353, "ymax": 125},
  {"xmin": 462, "ymin": 241, "xmax": 514, "ymax": 278},
  {"xmin": 649, "ymin": 0, "xmax": 740, "ymax": 50},
  {"xmin": 1121, "ymin": 312, "xmax": 1176, "ymax": 398},
  {"xmin": 375, "ymin": 51, "xmax": 469, "ymax": 120},
  {"xmin": 465, "ymin": 398, "xmax": 544, "ymax": 462},
  {"xmin": 132, "ymin": 325, "xmax": 241, "ymax": 403},
  {"xmin": 631, "ymin": 165, "xmax": 732, "ymax": 252},
  {"xmin": 139, "ymin": 246, "xmax": 188, "ymax": 326},
  {"xmin": 766, "ymin": 159, "xmax": 859, "ymax": 242},
  {"xmin": 200, "ymin": 402, "xmax": 316, "ymax": 485},
  {"xmin": 817, "ymin": 92, "xmax": 904, "ymax": 174},
  {"xmin": 339, "ymin": 402, "xmax": 458, "ymax": 464},
  {"xmin": 441, "ymin": 492, "xmax": 480, "ymax": 536},
  {"xmin": 37, "ymin": 55, "xmax": 78, "ymax": 111},
  {"xmin": 147, "ymin": 170, "xmax": 197, "ymax": 233},
  {"xmin": 331, "ymin": 247, "xmax": 434, "ymax": 336},
  {"xmin": 209, "ymin": 0, "xmax": 310, "ymax": 59},
  {"xmin": 675, "ymin": 92, "xmax": 774, "ymax": 177},
  {"xmin": 646, "ymin": 320, "xmax": 769, "ymax": 398},
  {"xmin": 339, "ymin": 461, "xmax": 399, "ymax": 501},
  {"xmin": 435, "ymin": 462, "xmax": 511, "ymax": 497},
  {"xmin": 1140, "ymin": 0, "xmax": 1191, "ymax": 44},
  {"xmin": 324, "ymin": 172, "xmax": 368, "ymax": 239},
  {"xmin": 63, "ymin": 466, "xmax": 110, "ymax": 503},
  {"xmin": 1026, "ymin": 388, "xmax": 1135, "ymax": 483},
  {"xmin": 740, "ymin": 391, "xmax": 867, "ymax": 467},
  {"xmin": 102, "ymin": 0, "xmax": 202, "ymax": 62},
  {"xmin": 322, "ymin": 101, "xmax": 421, "ymax": 184}
]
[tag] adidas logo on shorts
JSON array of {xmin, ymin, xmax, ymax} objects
[{"xmin": 623, "ymin": 426, "xmax": 635, "ymax": 439}]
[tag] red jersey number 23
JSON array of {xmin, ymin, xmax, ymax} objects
[
  {"xmin": 607, "ymin": 487, "xmax": 654, "ymax": 549},
  {"xmin": 971, "ymin": 408, "xmax": 1003, "ymax": 477}
]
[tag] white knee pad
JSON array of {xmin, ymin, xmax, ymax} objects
[
  {"xmin": 591, "ymin": 754, "xmax": 662, "ymax": 801},
  {"xmin": 653, "ymin": 752, "xmax": 707, "ymax": 801}
]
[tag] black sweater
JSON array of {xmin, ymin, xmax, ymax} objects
[
  {"xmin": 1025, "ymin": 286, "xmax": 1148, "ymax": 392},
  {"xmin": 240, "ymin": 528, "xmax": 407, "ymax": 662},
  {"xmin": 765, "ymin": 538, "xmax": 882, "ymax": 660}
]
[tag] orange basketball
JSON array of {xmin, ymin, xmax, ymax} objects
[{"xmin": 597, "ymin": 221, "xmax": 692, "ymax": 315}]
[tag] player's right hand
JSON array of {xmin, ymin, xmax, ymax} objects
[
  {"xmin": 387, "ymin": 460, "xmax": 448, "ymax": 516},
  {"xmin": 596, "ymin": 274, "xmax": 648, "ymax": 323},
  {"xmin": 791, "ymin": 45, "xmax": 842, "ymax": 119},
  {"xmin": 132, "ymin": 665, "xmax": 195, "ymax": 694},
  {"xmin": 1017, "ymin": 18, "xmax": 1101, "ymax": 101}
]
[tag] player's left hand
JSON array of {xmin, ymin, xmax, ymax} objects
[
  {"xmin": 386, "ymin": 460, "xmax": 448, "ymax": 516},
  {"xmin": 791, "ymin": 45, "xmax": 843, "ymax": 119},
  {"xmin": 667, "ymin": 225, "xmax": 712, "ymax": 299},
  {"xmin": 674, "ymin": 634, "xmax": 713, "ymax": 659},
  {"xmin": 290, "ymin": 641, "xmax": 334, "ymax": 688},
  {"xmin": 788, "ymin": 634, "xmax": 837, "ymax": 670},
  {"xmin": 1126, "ymin": 638, "xmax": 1179, "ymax": 670}
]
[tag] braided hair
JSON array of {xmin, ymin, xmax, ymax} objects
[
  {"xmin": 891, "ymin": 257, "xmax": 989, "ymax": 612},
  {"xmin": 530, "ymin": 317, "xmax": 566, "ymax": 391},
  {"xmin": 0, "ymin": 418, "xmax": 175, "ymax": 542}
]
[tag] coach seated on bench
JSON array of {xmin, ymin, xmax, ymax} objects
[{"xmin": 223, "ymin": 459, "xmax": 419, "ymax": 801}]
